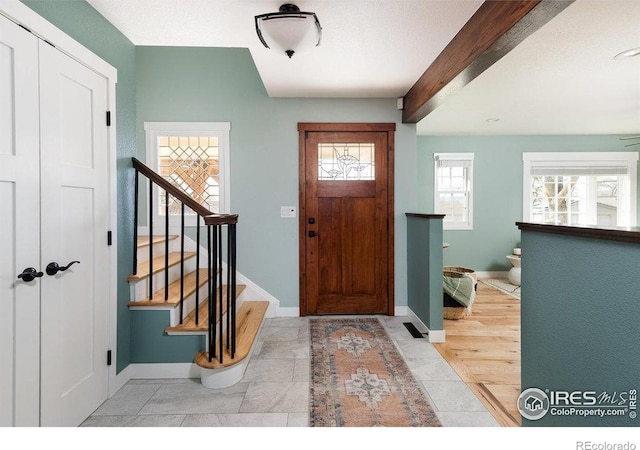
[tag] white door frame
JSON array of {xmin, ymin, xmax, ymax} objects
[{"xmin": 0, "ymin": 0, "xmax": 119, "ymax": 400}]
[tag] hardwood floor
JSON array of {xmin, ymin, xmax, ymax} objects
[{"xmin": 433, "ymin": 280, "xmax": 521, "ymax": 427}]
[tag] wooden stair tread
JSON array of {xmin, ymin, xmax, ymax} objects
[
  {"xmin": 127, "ymin": 268, "xmax": 209, "ymax": 307},
  {"xmin": 137, "ymin": 235, "xmax": 179, "ymax": 248},
  {"xmin": 128, "ymin": 251, "xmax": 196, "ymax": 282},
  {"xmin": 194, "ymin": 301, "xmax": 269, "ymax": 369},
  {"xmin": 164, "ymin": 284, "xmax": 247, "ymax": 332}
]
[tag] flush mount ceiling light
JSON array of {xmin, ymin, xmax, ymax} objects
[{"xmin": 255, "ymin": 3, "xmax": 322, "ymax": 59}]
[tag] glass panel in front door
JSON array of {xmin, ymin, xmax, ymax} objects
[{"xmin": 317, "ymin": 143, "xmax": 375, "ymax": 180}]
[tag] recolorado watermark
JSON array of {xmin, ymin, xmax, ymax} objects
[
  {"xmin": 576, "ymin": 442, "xmax": 636, "ymax": 450},
  {"xmin": 518, "ymin": 387, "xmax": 637, "ymax": 421}
]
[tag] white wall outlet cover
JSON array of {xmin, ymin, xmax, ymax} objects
[{"xmin": 280, "ymin": 206, "xmax": 296, "ymax": 218}]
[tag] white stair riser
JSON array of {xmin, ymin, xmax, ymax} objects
[
  {"xmin": 168, "ymin": 283, "xmax": 210, "ymax": 327},
  {"xmin": 167, "ymin": 285, "xmax": 240, "ymax": 330},
  {"xmin": 130, "ymin": 257, "xmax": 198, "ymax": 302},
  {"xmin": 136, "ymin": 239, "xmax": 180, "ymax": 264}
]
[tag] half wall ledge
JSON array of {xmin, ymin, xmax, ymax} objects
[{"xmin": 515, "ymin": 222, "xmax": 640, "ymax": 245}]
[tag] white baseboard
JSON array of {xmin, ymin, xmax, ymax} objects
[
  {"xmin": 277, "ymin": 306, "xmax": 300, "ymax": 317},
  {"xmin": 406, "ymin": 307, "xmax": 446, "ymax": 343},
  {"xmin": 129, "ymin": 363, "xmax": 200, "ymax": 379},
  {"xmin": 111, "ymin": 363, "xmax": 195, "ymax": 398},
  {"xmin": 476, "ymin": 271, "xmax": 508, "ymax": 279},
  {"xmin": 394, "ymin": 306, "xmax": 408, "ymax": 316},
  {"xmin": 234, "ymin": 269, "xmax": 280, "ymax": 318},
  {"xmin": 111, "ymin": 318, "xmax": 265, "ymax": 391},
  {"xmin": 427, "ymin": 329, "xmax": 446, "ymax": 342}
]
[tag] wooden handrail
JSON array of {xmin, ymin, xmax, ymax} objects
[{"xmin": 132, "ymin": 157, "xmax": 238, "ymax": 226}]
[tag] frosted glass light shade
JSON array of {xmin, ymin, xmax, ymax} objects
[{"xmin": 255, "ymin": 4, "xmax": 322, "ymax": 58}]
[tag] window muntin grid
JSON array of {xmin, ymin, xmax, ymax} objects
[
  {"xmin": 157, "ymin": 135, "xmax": 220, "ymax": 215},
  {"xmin": 522, "ymin": 152, "xmax": 638, "ymax": 228},
  {"xmin": 434, "ymin": 153, "xmax": 474, "ymax": 230},
  {"xmin": 318, "ymin": 143, "xmax": 375, "ymax": 180},
  {"xmin": 437, "ymin": 166, "xmax": 470, "ymax": 223},
  {"xmin": 530, "ymin": 175, "xmax": 621, "ymax": 226}
]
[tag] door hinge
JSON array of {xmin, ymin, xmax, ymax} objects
[
  {"xmin": 106, "ymin": 111, "xmax": 111, "ymax": 127},
  {"xmin": 107, "ymin": 350, "xmax": 112, "ymax": 366},
  {"xmin": 107, "ymin": 230, "xmax": 112, "ymax": 246},
  {"xmin": 18, "ymin": 23, "xmax": 32, "ymax": 34}
]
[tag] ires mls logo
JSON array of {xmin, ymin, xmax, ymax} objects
[
  {"xmin": 518, "ymin": 388, "xmax": 638, "ymax": 420},
  {"xmin": 518, "ymin": 388, "xmax": 550, "ymax": 420}
]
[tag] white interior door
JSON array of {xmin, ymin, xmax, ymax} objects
[
  {"xmin": 38, "ymin": 40, "xmax": 110, "ymax": 427},
  {"xmin": 0, "ymin": 14, "xmax": 41, "ymax": 427}
]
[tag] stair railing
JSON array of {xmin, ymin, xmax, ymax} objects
[{"xmin": 132, "ymin": 157, "xmax": 239, "ymax": 363}]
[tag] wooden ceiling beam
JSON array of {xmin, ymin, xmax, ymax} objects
[{"xmin": 401, "ymin": 0, "xmax": 575, "ymax": 124}]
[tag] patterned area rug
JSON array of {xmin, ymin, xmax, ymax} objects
[
  {"xmin": 482, "ymin": 279, "xmax": 521, "ymax": 299},
  {"xmin": 309, "ymin": 318, "xmax": 441, "ymax": 427}
]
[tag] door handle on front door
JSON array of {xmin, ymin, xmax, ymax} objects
[
  {"xmin": 17, "ymin": 267, "xmax": 44, "ymax": 282},
  {"xmin": 46, "ymin": 260, "xmax": 80, "ymax": 276},
  {"xmin": 308, "ymin": 231, "xmax": 319, "ymax": 238}
]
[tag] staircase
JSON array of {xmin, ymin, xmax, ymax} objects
[{"xmin": 129, "ymin": 158, "xmax": 269, "ymax": 388}]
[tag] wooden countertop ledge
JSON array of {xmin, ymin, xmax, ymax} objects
[{"xmin": 516, "ymin": 222, "xmax": 640, "ymax": 245}]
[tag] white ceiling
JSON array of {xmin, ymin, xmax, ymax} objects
[
  {"xmin": 86, "ymin": 0, "xmax": 640, "ymax": 136},
  {"xmin": 417, "ymin": 0, "xmax": 640, "ymax": 136}
]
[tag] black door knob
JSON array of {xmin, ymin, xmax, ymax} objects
[
  {"xmin": 17, "ymin": 267, "xmax": 44, "ymax": 282},
  {"xmin": 46, "ymin": 260, "xmax": 80, "ymax": 276}
]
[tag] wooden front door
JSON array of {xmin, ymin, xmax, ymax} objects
[{"xmin": 299, "ymin": 123, "xmax": 395, "ymax": 315}]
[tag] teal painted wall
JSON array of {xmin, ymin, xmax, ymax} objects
[
  {"xmin": 136, "ymin": 46, "xmax": 416, "ymax": 308},
  {"xmin": 520, "ymin": 229, "xmax": 640, "ymax": 426},
  {"xmin": 22, "ymin": 0, "xmax": 136, "ymax": 372},
  {"xmin": 417, "ymin": 135, "xmax": 640, "ymax": 272},
  {"xmin": 133, "ymin": 46, "xmax": 416, "ymax": 362},
  {"xmin": 130, "ymin": 311, "xmax": 203, "ymax": 363},
  {"xmin": 16, "ymin": 1, "xmax": 418, "ymax": 366}
]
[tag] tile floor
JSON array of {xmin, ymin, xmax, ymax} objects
[{"xmin": 81, "ymin": 315, "xmax": 499, "ymax": 427}]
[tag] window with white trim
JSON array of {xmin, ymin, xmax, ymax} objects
[
  {"xmin": 523, "ymin": 152, "xmax": 638, "ymax": 227},
  {"xmin": 434, "ymin": 153, "xmax": 474, "ymax": 230},
  {"xmin": 145, "ymin": 122, "xmax": 230, "ymax": 226}
]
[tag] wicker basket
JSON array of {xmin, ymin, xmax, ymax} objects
[
  {"xmin": 443, "ymin": 266, "xmax": 477, "ymax": 288},
  {"xmin": 443, "ymin": 305, "xmax": 471, "ymax": 320},
  {"xmin": 443, "ymin": 269, "xmax": 473, "ymax": 320}
]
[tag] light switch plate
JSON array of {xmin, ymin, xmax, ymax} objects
[{"xmin": 281, "ymin": 206, "xmax": 296, "ymax": 218}]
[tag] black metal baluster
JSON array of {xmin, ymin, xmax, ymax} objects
[
  {"xmin": 218, "ymin": 225, "xmax": 223, "ymax": 364},
  {"xmin": 148, "ymin": 179, "xmax": 153, "ymax": 301},
  {"xmin": 209, "ymin": 225, "xmax": 218, "ymax": 358},
  {"xmin": 179, "ymin": 202, "xmax": 185, "ymax": 324},
  {"xmin": 132, "ymin": 162, "xmax": 243, "ymax": 366},
  {"xmin": 195, "ymin": 215, "xmax": 200, "ymax": 325},
  {"xmin": 226, "ymin": 224, "xmax": 230, "ymax": 352},
  {"xmin": 230, "ymin": 223, "xmax": 237, "ymax": 359},
  {"xmin": 133, "ymin": 170, "xmax": 139, "ymax": 275},
  {"xmin": 207, "ymin": 226, "xmax": 213, "ymax": 362},
  {"xmin": 165, "ymin": 190, "xmax": 169, "ymax": 301}
]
